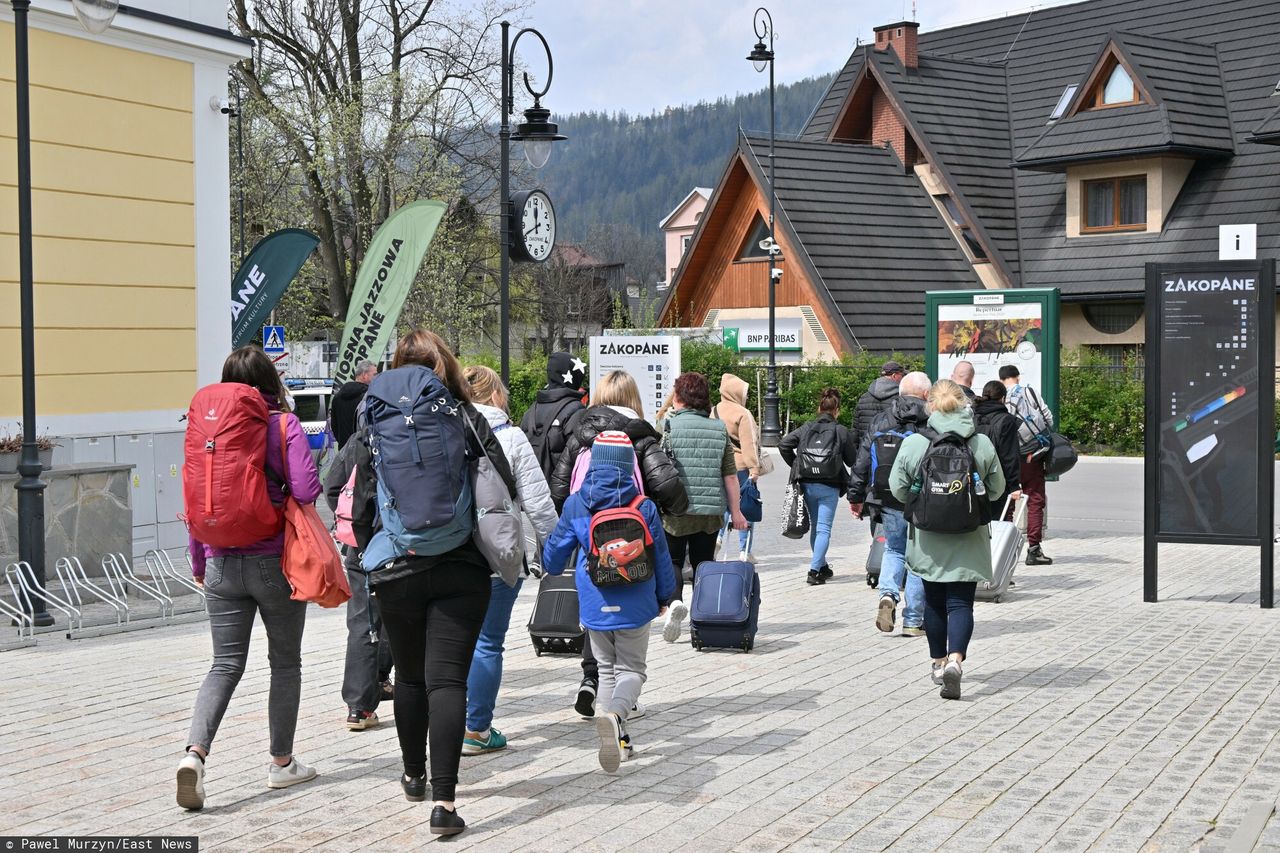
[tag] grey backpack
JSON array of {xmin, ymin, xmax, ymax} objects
[{"xmin": 465, "ymin": 418, "xmax": 525, "ymax": 587}]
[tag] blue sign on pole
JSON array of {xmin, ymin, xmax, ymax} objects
[{"xmin": 263, "ymin": 325, "xmax": 286, "ymax": 355}]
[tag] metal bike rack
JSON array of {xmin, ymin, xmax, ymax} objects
[
  {"xmin": 5, "ymin": 561, "xmax": 82, "ymax": 637},
  {"xmin": 145, "ymin": 548, "xmax": 206, "ymax": 604},
  {"xmin": 0, "ymin": 574, "xmax": 36, "ymax": 649},
  {"xmin": 102, "ymin": 553, "xmax": 172, "ymax": 620},
  {"xmin": 55, "ymin": 556, "xmax": 130, "ymax": 633}
]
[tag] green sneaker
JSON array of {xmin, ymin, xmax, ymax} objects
[{"xmin": 461, "ymin": 727, "xmax": 508, "ymax": 756}]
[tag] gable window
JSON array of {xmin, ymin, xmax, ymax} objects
[
  {"xmin": 737, "ymin": 215, "xmax": 771, "ymax": 260},
  {"xmin": 1084, "ymin": 57, "xmax": 1140, "ymax": 110},
  {"xmin": 1082, "ymin": 175, "xmax": 1146, "ymax": 232}
]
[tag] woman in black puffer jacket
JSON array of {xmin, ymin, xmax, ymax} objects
[
  {"xmin": 549, "ymin": 370, "xmax": 688, "ymax": 516},
  {"xmin": 972, "ymin": 380, "xmax": 1023, "ymax": 516}
]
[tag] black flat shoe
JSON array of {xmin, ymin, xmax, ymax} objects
[
  {"xmin": 401, "ymin": 774, "xmax": 426, "ymax": 802},
  {"xmin": 431, "ymin": 805, "xmax": 466, "ymax": 835}
]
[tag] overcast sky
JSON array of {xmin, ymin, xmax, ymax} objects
[{"xmin": 525, "ymin": 0, "xmax": 1079, "ymax": 116}]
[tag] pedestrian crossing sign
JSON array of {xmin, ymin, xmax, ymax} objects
[{"xmin": 263, "ymin": 325, "xmax": 286, "ymax": 354}]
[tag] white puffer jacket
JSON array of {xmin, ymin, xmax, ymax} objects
[{"xmin": 474, "ymin": 403, "xmax": 559, "ymax": 544}]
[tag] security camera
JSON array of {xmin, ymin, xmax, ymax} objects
[
  {"xmin": 208, "ymin": 96, "xmax": 236, "ymax": 115},
  {"xmin": 770, "ymin": 267, "xmax": 783, "ymax": 281}
]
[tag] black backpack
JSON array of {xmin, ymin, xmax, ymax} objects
[
  {"xmin": 904, "ymin": 432, "xmax": 991, "ymax": 534},
  {"xmin": 525, "ymin": 397, "xmax": 579, "ymax": 477},
  {"xmin": 799, "ymin": 421, "xmax": 844, "ymax": 481},
  {"xmin": 869, "ymin": 427, "xmax": 914, "ymax": 501}
]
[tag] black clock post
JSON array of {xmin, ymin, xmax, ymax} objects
[{"xmin": 499, "ymin": 21, "xmax": 567, "ymax": 383}]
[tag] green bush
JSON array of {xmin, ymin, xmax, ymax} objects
[{"xmin": 1059, "ymin": 347, "xmax": 1144, "ymax": 454}]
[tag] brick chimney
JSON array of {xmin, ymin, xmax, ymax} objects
[{"xmin": 874, "ymin": 21, "xmax": 919, "ymax": 69}]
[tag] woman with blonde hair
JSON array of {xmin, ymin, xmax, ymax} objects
[
  {"xmin": 548, "ymin": 368, "xmax": 687, "ymax": 718},
  {"xmin": 459, "ymin": 365, "xmax": 558, "ymax": 755},
  {"xmin": 888, "ymin": 379, "xmax": 1005, "ymax": 701},
  {"xmin": 349, "ymin": 329, "xmax": 517, "ymax": 835}
]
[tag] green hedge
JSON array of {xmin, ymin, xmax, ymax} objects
[
  {"xmin": 1058, "ymin": 347, "xmax": 1144, "ymax": 454},
  {"xmin": 475, "ymin": 343, "xmax": 1147, "ymax": 454}
]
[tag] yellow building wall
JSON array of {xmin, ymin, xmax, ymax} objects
[{"xmin": 0, "ymin": 23, "xmax": 195, "ymax": 417}]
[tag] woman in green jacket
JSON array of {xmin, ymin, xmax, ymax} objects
[{"xmin": 889, "ymin": 379, "xmax": 1005, "ymax": 701}]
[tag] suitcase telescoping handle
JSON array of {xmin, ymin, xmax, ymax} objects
[{"xmin": 1001, "ymin": 495, "xmax": 1029, "ymax": 527}]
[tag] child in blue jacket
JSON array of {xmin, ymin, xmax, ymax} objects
[{"xmin": 543, "ymin": 431, "xmax": 676, "ymax": 772}]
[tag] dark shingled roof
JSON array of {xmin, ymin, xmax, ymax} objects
[
  {"xmin": 793, "ymin": 0, "xmax": 1280, "ymax": 300},
  {"xmin": 802, "ymin": 50, "xmax": 864, "ymax": 141},
  {"xmin": 1015, "ymin": 30, "xmax": 1234, "ymax": 169},
  {"xmin": 867, "ymin": 49, "xmax": 1021, "ymax": 282},
  {"xmin": 1248, "ymin": 102, "xmax": 1280, "ymax": 145},
  {"xmin": 739, "ymin": 135, "xmax": 979, "ymax": 351}
]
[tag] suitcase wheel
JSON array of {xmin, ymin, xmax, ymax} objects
[
  {"xmin": 741, "ymin": 637, "xmax": 752, "ymax": 653},
  {"xmin": 867, "ymin": 573, "xmax": 879, "ymax": 588}
]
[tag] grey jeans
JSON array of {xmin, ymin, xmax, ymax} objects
[
  {"xmin": 587, "ymin": 626, "xmax": 649, "ymax": 720},
  {"xmin": 186, "ymin": 554, "xmax": 307, "ymax": 758}
]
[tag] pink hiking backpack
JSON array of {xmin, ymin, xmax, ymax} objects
[{"xmin": 334, "ymin": 467, "xmax": 358, "ymax": 547}]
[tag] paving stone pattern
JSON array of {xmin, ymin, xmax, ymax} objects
[{"xmin": 2, "ymin": 469, "xmax": 1279, "ymax": 851}]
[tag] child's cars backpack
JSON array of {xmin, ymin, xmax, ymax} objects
[
  {"xmin": 904, "ymin": 432, "xmax": 990, "ymax": 534},
  {"xmin": 182, "ymin": 383, "xmax": 282, "ymax": 548},
  {"xmin": 364, "ymin": 365, "xmax": 473, "ymax": 557},
  {"xmin": 799, "ymin": 421, "xmax": 844, "ymax": 480},
  {"xmin": 586, "ymin": 495, "xmax": 655, "ymax": 587}
]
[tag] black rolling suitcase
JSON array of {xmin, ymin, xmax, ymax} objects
[{"xmin": 528, "ymin": 571, "xmax": 585, "ymax": 656}]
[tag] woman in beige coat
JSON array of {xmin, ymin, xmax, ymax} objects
[{"xmin": 714, "ymin": 374, "xmax": 763, "ymax": 562}]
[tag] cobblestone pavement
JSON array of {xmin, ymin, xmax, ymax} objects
[{"xmin": 3, "ymin": 463, "xmax": 1280, "ymax": 852}]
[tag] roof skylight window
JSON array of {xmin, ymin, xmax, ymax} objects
[{"xmin": 1050, "ymin": 85, "xmax": 1078, "ymax": 120}]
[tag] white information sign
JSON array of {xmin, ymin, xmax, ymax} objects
[{"xmin": 589, "ymin": 335, "xmax": 681, "ymax": 423}]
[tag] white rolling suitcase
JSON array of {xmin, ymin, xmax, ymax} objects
[{"xmin": 978, "ymin": 497, "xmax": 1026, "ymax": 602}]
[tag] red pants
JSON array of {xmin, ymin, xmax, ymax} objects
[{"xmin": 1018, "ymin": 457, "xmax": 1047, "ymax": 546}]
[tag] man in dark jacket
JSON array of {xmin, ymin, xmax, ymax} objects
[
  {"xmin": 972, "ymin": 380, "xmax": 1022, "ymax": 517},
  {"xmin": 852, "ymin": 360, "xmax": 904, "ymax": 446},
  {"xmin": 520, "ymin": 352, "xmax": 587, "ymax": 478},
  {"xmin": 848, "ymin": 372, "xmax": 931, "ymax": 636},
  {"xmin": 330, "ymin": 360, "xmax": 377, "ymax": 449}
]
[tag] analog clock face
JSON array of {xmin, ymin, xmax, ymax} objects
[{"xmin": 521, "ymin": 192, "xmax": 555, "ymax": 262}]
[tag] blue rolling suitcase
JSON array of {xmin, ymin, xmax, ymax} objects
[{"xmin": 689, "ymin": 560, "xmax": 760, "ymax": 652}]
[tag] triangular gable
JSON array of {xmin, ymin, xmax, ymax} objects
[
  {"xmin": 658, "ymin": 187, "xmax": 712, "ymax": 230},
  {"xmin": 1016, "ymin": 30, "xmax": 1233, "ymax": 169}
]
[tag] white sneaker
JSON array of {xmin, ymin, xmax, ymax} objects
[
  {"xmin": 940, "ymin": 660, "xmax": 963, "ymax": 701},
  {"xmin": 629, "ymin": 701, "xmax": 646, "ymax": 720},
  {"xmin": 595, "ymin": 712, "xmax": 624, "ymax": 773},
  {"xmin": 930, "ymin": 661, "xmax": 946, "ymax": 686},
  {"xmin": 739, "ymin": 550, "xmax": 757, "ymax": 565},
  {"xmin": 663, "ymin": 600, "xmax": 688, "ymax": 643},
  {"xmin": 267, "ymin": 757, "xmax": 317, "ymax": 789},
  {"xmin": 176, "ymin": 752, "xmax": 205, "ymax": 810}
]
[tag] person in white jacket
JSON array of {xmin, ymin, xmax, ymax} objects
[{"xmin": 460, "ymin": 366, "xmax": 559, "ymax": 755}]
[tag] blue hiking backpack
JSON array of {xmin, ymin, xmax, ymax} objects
[{"xmin": 361, "ymin": 365, "xmax": 473, "ymax": 568}]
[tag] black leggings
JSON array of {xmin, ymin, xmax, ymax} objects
[
  {"xmin": 375, "ymin": 560, "xmax": 491, "ymax": 802},
  {"xmin": 922, "ymin": 580, "xmax": 977, "ymax": 660},
  {"xmin": 664, "ymin": 530, "xmax": 717, "ymax": 602}
]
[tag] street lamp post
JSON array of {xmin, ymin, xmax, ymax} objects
[
  {"xmin": 747, "ymin": 7, "xmax": 782, "ymax": 446},
  {"xmin": 10, "ymin": 0, "xmax": 51, "ymax": 626},
  {"xmin": 499, "ymin": 21, "xmax": 566, "ymax": 383}
]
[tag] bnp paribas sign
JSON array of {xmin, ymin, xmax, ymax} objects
[{"xmin": 724, "ymin": 318, "xmax": 802, "ymax": 351}]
